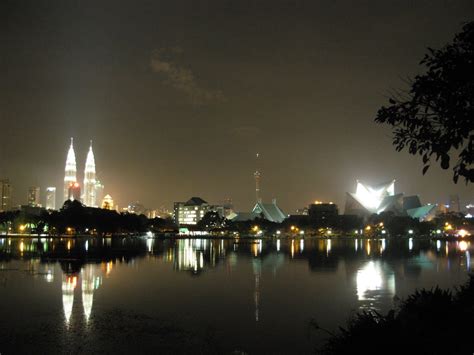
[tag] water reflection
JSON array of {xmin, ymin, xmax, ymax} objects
[
  {"xmin": 0, "ymin": 237, "xmax": 472, "ymax": 322},
  {"xmin": 356, "ymin": 261, "xmax": 395, "ymax": 307}
]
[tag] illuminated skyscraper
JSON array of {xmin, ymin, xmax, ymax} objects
[
  {"xmin": 27, "ymin": 186, "xmax": 40, "ymax": 207},
  {"xmin": 45, "ymin": 187, "xmax": 56, "ymax": 210},
  {"xmin": 83, "ymin": 141, "xmax": 97, "ymax": 207},
  {"xmin": 64, "ymin": 138, "xmax": 77, "ymax": 202},
  {"xmin": 94, "ymin": 180, "xmax": 104, "ymax": 207},
  {"xmin": 0, "ymin": 179, "xmax": 12, "ymax": 212}
]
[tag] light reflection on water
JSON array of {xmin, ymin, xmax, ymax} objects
[{"xmin": 0, "ymin": 236, "xmax": 472, "ymax": 353}]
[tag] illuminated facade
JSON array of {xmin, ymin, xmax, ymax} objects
[
  {"xmin": 45, "ymin": 187, "xmax": 56, "ymax": 210},
  {"xmin": 174, "ymin": 197, "xmax": 224, "ymax": 226},
  {"xmin": 174, "ymin": 197, "xmax": 210, "ymax": 226},
  {"xmin": 64, "ymin": 138, "xmax": 77, "ymax": 202},
  {"xmin": 0, "ymin": 179, "xmax": 12, "ymax": 212},
  {"xmin": 27, "ymin": 186, "xmax": 40, "ymax": 207},
  {"xmin": 345, "ymin": 180, "xmax": 436, "ymax": 220},
  {"xmin": 68, "ymin": 182, "xmax": 81, "ymax": 201},
  {"xmin": 83, "ymin": 142, "xmax": 97, "ymax": 207},
  {"xmin": 102, "ymin": 194, "xmax": 114, "ymax": 209}
]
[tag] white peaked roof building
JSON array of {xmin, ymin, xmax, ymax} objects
[{"xmin": 345, "ymin": 180, "xmax": 436, "ymax": 220}]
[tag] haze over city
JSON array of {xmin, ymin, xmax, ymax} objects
[{"xmin": 1, "ymin": 0, "xmax": 473, "ymax": 210}]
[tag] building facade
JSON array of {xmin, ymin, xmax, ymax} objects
[
  {"xmin": 45, "ymin": 187, "xmax": 56, "ymax": 210},
  {"xmin": 173, "ymin": 197, "xmax": 223, "ymax": 226},
  {"xmin": 102, "ymin": 194, "xmax": 114, "ymax": 210},
  {"xmin": 308, "ymin": 202, "xmax": 338, "ymax": 226},
  {"xmin": 344, "ymin": 180, "xmax": 436, "ymax": 220},
  {"xmin": 0, "ymin": 179, "xmax": 12, "ymax": 212},
  {"xmin": 27, "ymin": 186, "xmax": 41, "ymax": 207}
]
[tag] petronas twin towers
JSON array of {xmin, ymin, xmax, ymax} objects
[{"xmin": 64, "ymin": 138, "xmax": 98, "ymax": 207}]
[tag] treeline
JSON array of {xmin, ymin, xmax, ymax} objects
[
  {"xmin": 316, "ymin": 275, "xmax": 474, "ymax": 354},
  {"xmin": 0, "ymin": 200, "xmax": 175, "ymax": 236},
  {"xmin": 194, "ymin": 210, "xmax": 472, "ymax": 237}
]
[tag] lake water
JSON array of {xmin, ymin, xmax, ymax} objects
[{"xmin": 0, "ymin": 236, "xmax": 471, "ymax": 354}]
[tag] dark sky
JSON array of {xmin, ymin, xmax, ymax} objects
[{"xmin": 1, "ymin": 0, "xmax": 473, "ymax": 212}]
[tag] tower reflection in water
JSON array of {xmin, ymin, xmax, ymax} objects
[{"xmin": 61, "ymin": 263, "xmax": 104, "ymax": 326}]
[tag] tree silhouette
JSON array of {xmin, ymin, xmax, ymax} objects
[{"xmin": 375, "ymin": 21, "xmax": 473, "ymax": 183}]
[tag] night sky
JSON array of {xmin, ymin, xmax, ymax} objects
[{"xmin": 1, "ymin": 0, "xmax": 473, "ymax": 212}]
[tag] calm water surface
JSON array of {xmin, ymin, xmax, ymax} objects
[{"xmin": 0, "ymin": 236, "xmax": 471, "ymax": 354}]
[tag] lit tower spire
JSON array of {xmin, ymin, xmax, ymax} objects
[
  {"xmin": 254, "ymin": 153, "xmax": 262, "ymax": 203},
  {"xmin": 83, "ymin": 140, "xmax": 97, "ymax": 207},
  {"xmin": 64, "ymin": 138, "xmax": 77, "ymax": 202}
]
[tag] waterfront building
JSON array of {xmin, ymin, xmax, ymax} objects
[
  {"xmin": 83, "ymin": 142, "xmax": 97, "ymax": 207},
  {"xmin": 64, "ymin": 138, "xmax": 77, "ymax": 202},
  {"xmin": 27, "ymin": 186, "xmax": 41, "ymax": 207},
  {"xmin": 308, "ymin": 201, "xmax": 338, "ymax": 226},
  {"xmin": 45, "ymin": 187, "xmax": 56, "ymax": 210},
  {"xmin": 102, "ymin": 194, "xmax": 114, "ymax": 210},
  {"xmin": 232, "ymin": 199, "xmax": 287, "ymax": 223},
  {"xmin": 1, "ymin": 179, "xmax": 12, "ymax": 212},
  {"xmin": 68, "ymin": 182, "xmax": 81, "ymax": 202},
  {"xmin": 174, "ymin": 197, "xmax": 210, "ymax": 226},
  {"xmin": 344, "ymin": 180, "xmax": 436, "ymax": 220},
  {"xmin": 174, "ymin": 197, "xmax": 224, "ymax": 226}
]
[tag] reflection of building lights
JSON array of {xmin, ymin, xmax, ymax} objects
[
  {"xmin": 457, "ymin": 229, "xmax": 470, "ymax": 238},
  {"xmin": 291, "ymin": 239, "xmax": 294, "ymax": 258},
  {"xmin": 67, "ymin": 240, "xmax": 71, "ymax": 250},
  {"xmin": 326, "ymin": 239, "xmax": 331, "ymax": 255},
  {"xmin": 355, "ymin": 239, "xmax": 358, "ymax": 252},
  {"xmin": 467, "ymin": 251, "xmax": 471, "ymax": 271},
  {"xmin": 436, "ymin": 240, "xmax": 441, "ymax": 251},
  {"xmin": 276, "ymin": 239, "xmax": 280, "ymax": 252},
  {"xmin": 408, "ymin": 238, "xmax": 413, "ymax": 251},
  {"xmin": 106, "ymin": 261, "xmax": 113, "ymax": 275},
  {"xmin": 356, "ymin": 261, "xmax": 395, "ymax": 302},
  {"xmin": 45, "ymin": 270, "xmax": 54, "ymax": 283},
  {"xmin": 459, "ymin": 241, "xmax": 468, "ymax": 252},
  {"xmin": 62, "ymin": 276, "xmax": 77, "ymax": 325},
  {"xmin": 366, "ymin": 241, "xmax": 371, "ymax": 255},
  {"xmin": 300, "ymin": 239, "xmax": 304, "ymax": 253},
  {"xmin": 19, "ymin": 241, "xmax": 24, "ymax": 252},
  {"xmin": 380, "ymin": 239, "xmax": 386, "ymax": 253}
]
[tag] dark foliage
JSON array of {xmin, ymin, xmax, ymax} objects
[
  {"xmin": 375, "ymin": 21, "xmax": 474, "ymax": 183},
  {"xmin": 317, "ymin": 275, "xmax": 474, "ymax": 355}
]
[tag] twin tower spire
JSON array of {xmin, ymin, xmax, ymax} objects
[{"xmin": 64, "ymin": 138, "xmax": 97, "ymax": 206}]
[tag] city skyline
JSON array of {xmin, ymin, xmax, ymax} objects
[{"xmin": 1, "ymin": 1, "xmax": 473, "ymax": 212}]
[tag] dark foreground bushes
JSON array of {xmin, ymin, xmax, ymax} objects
[{"xmin": 318, "ymin": 275, "xmax": 474, "ymax": 354}]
